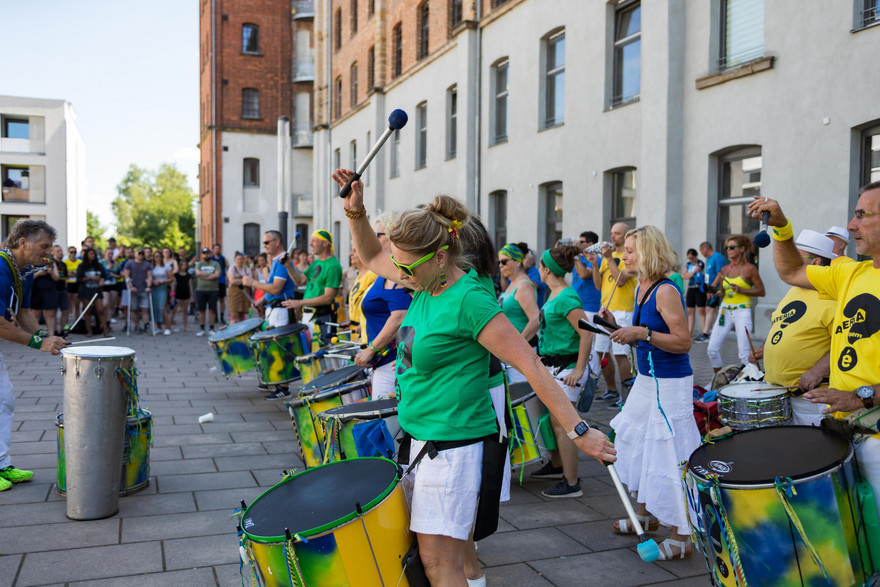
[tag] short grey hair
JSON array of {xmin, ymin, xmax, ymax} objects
[{"xmin": 5, "ymin": 219, "xmax": 56, "ymax": 250}]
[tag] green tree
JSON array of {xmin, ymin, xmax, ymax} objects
[
  {"xmin": 112, "ymin": 163, "xmax": 196, "ymax": 252},
  {"xmin": 85, "ymin": 210, "xmax": 108, "ymax": 250}
]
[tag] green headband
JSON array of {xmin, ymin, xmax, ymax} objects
[
  {"xmin": 541, "ymin": 249, "xmax": 565, "ymax": 277},
  {"xmin": 500, "ymin": 243, "xmax": 524, "ymax": 263}
]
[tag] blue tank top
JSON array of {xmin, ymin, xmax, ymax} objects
[{"xmin": 633, "ymin": 280, "xmax": 692, "ymax": 378}]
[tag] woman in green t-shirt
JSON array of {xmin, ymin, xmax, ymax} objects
[
  {"xmin": 497, "ymin": 242, "xmax": 539, "ymax": 384},
  {"xmin": 532, "ymin": 245, "xmax": 597, "ymax": 499},
  {"xmin": 332, "ymin": 168, "xmax": 616, "ymax": 585}
]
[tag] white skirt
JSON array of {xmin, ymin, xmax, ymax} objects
[{"xmin": 610, "ymin": 373, "xmax": 700, "ymax": 533}]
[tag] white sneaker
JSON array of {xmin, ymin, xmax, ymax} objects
[
  {"xmin": 172, "ymin": 328, "xmax": 180, "ymax": 333},
  {"xmin": 110, "ymin": 318, "xmax": 117, "ymax": 323},
  {"xmin": 208, "ymin": 329, "xmax": 215, "ymax": 335},
  {"xmin": 196, "ymin": 330, "xmax": 206, "ymax": 337},
  {"xmin": 163, "ymin": 329, "xmax": 171, "ymax": 336}
]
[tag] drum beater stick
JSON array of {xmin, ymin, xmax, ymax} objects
[
  {"xmin": 744, "ymin": 327, "xmax": 761, "ymax": 370},
  {"xmin": 68, "ymin": 337, "xmax": 117, "ymax": 345},
  {"xmin": 64, "ymin": 292, "xmax": 99, "ymax": 337},
  {"xmin": 605, "ymin": 462, "xmax": 660, "ymax": 562}
]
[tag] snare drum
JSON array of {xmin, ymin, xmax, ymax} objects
[
  {"xmin": 718, "ymin": 381, "xmax": 792, "ymax": 429},
  {"xmin": 248, "ymin": 323, "xmax": 311, "ymax": 385},
  {"xmin": 55, "ymin": 408, "xmax": 152, "ymax": 496},
  {"xmin": 208, "ymin": 318, "xmax": 265, "ymax": 376},
  {"xmin": 287, "ymin": 366, "xmax": 371, "ymax": 468},
  {"xmin": 686, "ymin": 426, "xmax": 875, "ymax": 587},
  {"xmin": 508, "ymin": 382, "xmax": 551, "ymax": 467},
  {"xmin": 317, "ymin": 399, "xmax": 401, "ymax": 462},
  {"xmin": 295, "ymin": 344, "xmax": 359, "ymax": 384},
  {"xmin": 239, "ymin": 457, "xmax": 412, "ymax": 587}
]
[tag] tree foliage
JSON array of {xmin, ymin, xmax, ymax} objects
[
  {"xmin": 112, "ymin": 163, "xmax": 196, "ymax": 251},
  {"xmin": 85, "ymin": 210, "xmax": 108, "ymax": 250}
]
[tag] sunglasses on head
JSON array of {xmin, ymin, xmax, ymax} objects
[{"xmin": 391, "ymin": 245, "xmax": 448, "ymax": 276}]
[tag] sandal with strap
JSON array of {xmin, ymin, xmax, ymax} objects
[
  {"xmin": 613, "ymin": 514, "xmax": 659, "ymax": 535},
  {"xmin": 657, "ymin": 537, "xmax": 693, "ymax": 560}
]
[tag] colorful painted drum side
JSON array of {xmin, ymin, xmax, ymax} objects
[
  {"xmin": 295, "ymin": 345, "xmax": 359, "ymax": 384},
  {"xmin": 248, "ymin": 323, "xmax": 311, "ymax": 385},
  {"xmin": 508, "ymin": 382, "xmax": 550, "ymax": 467},
  {"xmin": 239, "ymin": 458, "xmax": 412, "ymax": 587},
  {"xmin": 286, "ymin": 380, "xmax": 372, "ymax": 468},
  {"xmin": 686, "ymin": 426, "xmax": 875, "ymax": 587},
  {"xmin": 718, "ymin": 381, "xmax": 792, "ymax": 429},
  {"xmin": 317, "ymin": 398, "xmax": 401, "ymax": 462},
  {"xmin": 55, "ymin": 409, "xmax": 152, "ymax": 496},
  {"xmin": 207, "ymin": 318, "xmax": 265, "ymax": 377}
]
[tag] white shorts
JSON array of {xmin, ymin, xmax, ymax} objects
[
  {"xmin": 266, "ymin": 306, "xmax": 289, "ymax": 328},
  {"xmin": 593, "ymin": 310, "xmax": 632, "ymax": 355},
  {"xmin": 371, "ymin": 361, "xmax": 396, "ymax": 399},
  {"xmin": 407, "ymin": 439, "xmax": 483, "ymax": 540},
  {"xmin": 545, "ymin": 364, "xmax": 590, "ymax": 402}
]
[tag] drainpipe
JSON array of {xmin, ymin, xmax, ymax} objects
[{"xmin": 474, "ymin": 0, "xmax": 483, "ymax": 217}]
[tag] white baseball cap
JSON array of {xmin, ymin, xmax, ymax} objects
[
  {"xmin": 796, "ymin": 229, "xmax": 837, "ymax": 260},
  {"xmin": 825, "ymin": 226, "xmax": 850, "ymax": 243}
]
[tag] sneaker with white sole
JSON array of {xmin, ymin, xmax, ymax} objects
[
  {"xmin": 597, "ymin": 390, "xmax": 619, "ymax": 401},
  {"xmin": 608, "ymin": 397, "xmax": 625, "ymax": 409},
  {"xmin": 196, "ymin": 330, "xmax": 206, "ymax": 337},
  {"xmin": 264, "ymin": 388, "xmax": 291, "ymax": 401},
  {"xmin": 163, "ymin": 329, "xmax": 171, "ymax": 335},
  {"xmin": 530, "ymin": 462, "xmax": 564, "ymax": 479},
  {"xmin": 542, "ymin": 479, "xmax": 583, "ymax": 498}
]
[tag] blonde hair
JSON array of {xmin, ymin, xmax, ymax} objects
[
  {"xmin": 387, "ymin": 194, "xmax": 469, "ymax": 265},
  {"xmin": 375, "ymin": 210, "xmax": 401, "ymax": 232},
  {"xmin": 625, "ymin": 226, "xmax": 677, "ymax": 280}
]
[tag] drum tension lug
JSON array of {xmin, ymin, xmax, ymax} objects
[
  {"xmin": 355, "ymin": 501, "xmax": 363, "ymax": 515},
  {"xmin": 240, "ymin": 499, "xmax": 247, "ymax": 510},
  {"xmin": 285, "ymin": 528, "xmax": 292, "ymax": 541}
]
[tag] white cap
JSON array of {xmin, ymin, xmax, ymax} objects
[
  {"xmin": 825, "ymin": 226, "xmax": 850, "ymax": 243},
  {"xmin": 796, "ymin": 229, "xmax": 837, "ymax": 260}
]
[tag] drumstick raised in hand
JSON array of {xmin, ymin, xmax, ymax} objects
[{"xmin": 744, "ymin": 327, "xmax": 761, "ymax": 370}]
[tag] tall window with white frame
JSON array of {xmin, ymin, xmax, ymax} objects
[
  {"xmin": 393, "ymin": 23, "xmax": 403, "ymax": 77},
  {"xmin": 243, "ymin": 223, "xmax": 261, "ymax": 257},
  {"xmin": 351, "ymin": 62, "xmax": 358, "ymax": 107},
  {"xmin": 857, "ymin": 0, "xmax": 880, "ymax": 29},
  {"xmin": 451, "ymin": 0, "xmax": 463, "ymax": 29},
  {"xmin": 242, "ymin": 24, "xmax": 259, "ymax": 54},
  {"xmin": 493, "ymin": 59, "xmax": 509, "ymax": 144},
  {"xmin": 489, "ymin": 190, "xmax": 507, "ymax": 250},
  {"xmin": 861, "ymin": 123, "xmax": 880, "ymax": 184},
  {"xmin": 335, "ymin": 77, "xmax": 342, "ymax": 118},
  {"xmin": 242, "ymin": 88, "xmax": 260, "ymax": 119},
  {"xmin": 446, "ymin": 85, "xmax": 457, "ymax": 160},
  {"xmin": 719, "ymin": 0, "xmax": 764, "ymax": 70},
  {"xmin": 415, "ymin": 102, "xmax": 428, "ymax": 170},
  {"xmin": 608, "ymin": 167, "xmax": 637, "ymax": 229},
  {"xmin": 418, "ymin": 2, "xmax": 429, "ymax": 60},
  {"xmin": 612, "ymin": 1, "xmax": 640, "ymax": 107},
  {"xmin": 390, "ymin": 130, "xmax": 400, "ymax": 178},
  {"xmin": 243, "ymin": 157, "xmax": 259, "ymax": 213},
  {"xmin": 544, "ymin": 30, "xmax": 565, "ymax": 128},
  {"xmin": 541, "ymin": 182, "xmax": 563, "ymax": 251},
  {"xmin": 717, "ymin": 148, "xmax": 761, "ymax": 247}
]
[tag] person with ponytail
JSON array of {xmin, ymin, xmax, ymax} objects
[
  {"xmin": 531, "ymin": 245, "xmax": 598, "ymax": 498},
  {"xmin": 597, "ymin": 226, "xmax": 700, "ymax": 560},
  {"xmin": 497, "ymin": 242, "xmax": 539, "ymax": 383},
  {"xmin": 333, "ymin": 168, "xmax": 615, "ymax": 586}
]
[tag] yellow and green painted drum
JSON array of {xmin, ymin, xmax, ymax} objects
[
  {"xmin": 686, "ymin": 426, "xmax": 876, "ymax": 587},
  {"xmin": 55, "ymin": 408, "xmax": 152, "ymax": 496},
  {"xmin": 239, "ymin": 457, "xmax": 412, "ymax": 587},
  {"xmin": 294, "ymin": 344, "xmax": 359, "ymax": 384},
  {"xmin": 317, "ymin": 398, "xmax": 401, "ymax": 462},
  {"xmin": 248, "ymin": 323, "xmax": 311, "ymax": 385},
  {"xmin": 207, "ymin": 318, "xmax": 265, "ymax": 376},
  {"xmin": 285, "ymin": 366, "xmax": 370, "ymax": 468},
  {"xmin": 507, "ymin": 382, "xmax": 552, "ymax": 467}
]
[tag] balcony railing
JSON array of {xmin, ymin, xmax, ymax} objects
[
  {"xmin": 293, "ymin": 58, "xmax": 314, "ymax": 82},
  {"xmin": 292, "ymin": 129, "xmax": 313, "ymax": 148},
  {"xmin": 293, "ymin": 0, "xmax": 314, "ymax": 19}
]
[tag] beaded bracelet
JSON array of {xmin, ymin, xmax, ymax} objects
[
  {"xmin": 772, "ymin": 219, "xmax": 794, "ymax": 241},
  {"xmin": 28, "ymin": 334, "xmax": 43, "ymax": 350},
  {"xmin": 344, "ymin": 206, "xmax": 368, "ymax": 220}
]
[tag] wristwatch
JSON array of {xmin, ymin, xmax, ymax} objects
[
  {"xmin": 856, "ymin": 385, "xmax": 875, "ymax": 409},
  {"xmin": 644, "ymin": 327, "xmax": 652, "ymax": 343},
  {"xmin": 567, "ymin": 420, "xmax": 590, "ymax": 439}
]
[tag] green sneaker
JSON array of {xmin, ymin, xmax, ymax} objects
[
  {"xmin": 0, "ymin": 477, "xmax": 10, "ymax": 491},
  {"xmin": 0, "ymin": 466, "xmax": 34, "ymax": 483}
]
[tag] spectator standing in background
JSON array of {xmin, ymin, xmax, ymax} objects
[
  {"xmin": 699, "ymin": 241, "xmax": 727, "ymax": 336},
  {"xmin": 211, "ymin": 243, "xmax": 228, "ymax": 325}
]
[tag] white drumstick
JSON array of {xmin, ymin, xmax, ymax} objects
[{"xmin": 68, "ymin": 337, "xmax": 117, "ymax": 345}]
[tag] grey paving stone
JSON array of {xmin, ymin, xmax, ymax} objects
[
  {"xmin": 477, "ymin": 527, "xmax": 589, "ymax": 566},
  {"xmin": 174, "ymin": 412, "xmax": 243, "ymax": 425},
  {"xmin": 557, "ymin": 520, "xmax": 650, "ymax": 552},
  {"xmin": 149, "ymin": 457, "xmax": 217, "ymax": 476},
  {"xmin": 151, "ymin": 432, "xmax": 232, "ymax": 447},
  {"xmin": 0, "ymin": 518, "xmax": 119, "ymax": 554},
  {"xmin": 16, "ymin": 420, "xmax": 56, "ymax": 431},
  {"xmin": 0, "ymin": 499, "xmax": 69, "ymax": 527},
  {"xmin": 203, "ymin": 421, "xmax": 280, "ymax": 433},
  {"xmin": 16, "ymin": 542, "xmax": 163, "ymax": 586},
  {"xmin": 649, "ymin": 576, "xmax": 713, "ymax": 586},
  {"xmin": 215, "ymin": 563, "xmax": 247, "ymax": 587},
  {"xmin": 654, "ymin": 549, "xmax": 712, "ymax": 579},
  {"xmin": 8, "ymin": 440, "xmax": 56, "ymax": 455},
  {"xmin": 116, "ymin": 492, "xmax": 197, "ymax": 518},
  {"xmin": 122, "ymin": 510, "xmax": 233, "ymax": 542},
  {"xmin": 253, "ymin": 467, "xmax": 298, "ymax": 487},
  {"xmin": 579, "ymin": 492, "xmax": 629, "ymax": 519},
  {"xmin": 0, "ymin": 480, "xmax": 52, "ymax": 504},
  {"xmin": 529, "ymin": 550, "xmax": 678, "ymax": 587},
  {"xmin": 0, "ymin": 552, "xmax": 22, "ymax": 582},
  {"xmin": 183, "ymin": 442, "xmax": 267, "ymax": 459},
  {"xmin": 230, "ymin": 429, "xmax": 297, "ymax": 443},
  {"xmin": 505, "ymin": 482, "xmax": 544, "ymax": 505},
  {"xmin": 214, "ymin": 454, "xmax": 302, "ymax": 472},
  {"xmin": 159, "ymin": 471, "xmax": 257, "ymax": 493},
  {"xmin": 69, "ymin": 567, "xmax": 218, "ymax": 586},
  {"xmin": 485, "ymin": 563, "xmax": 554, "ymax": 586},
  {"xmin": 164, "ymin": 533, "xmax": 239, "ymax": 570},
  {"xmin": 6, "ymin": 451, "xmax": 56, "ymax": 470},
  {"xmin": 261, "ymin": 440, "xmax": 301, "ymax": 454},
  {"xmin": 151, "ymin": 423, "xmax": 204, "ymax": 436},
  {"xmin": 149, "ymin": 446, "xmax": 183, "ymax": 461},
  {"xmin": 194, "ymin": 486, "xmax": 272, "ymax": 512},
  {"xmin": 7, "ymin": 429, "xmax": 45, "ymax": 442},
  {"xmin": 500, "ymin": 500, "xmax": 605, "ymax": 530}
]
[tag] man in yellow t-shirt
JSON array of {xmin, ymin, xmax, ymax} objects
[
  {"xmin": 585, "ymin": 222, "xmax": 636, "ymax": 407},
  {"xmin": 826, "ymin": 225, "xmax": 855, "ymax": 266},
  {"xmin": 748, "ymin": 230, "xmax": 836, "ymax": 426},
  {"xmin": 750, "ymin": 185, "xmax": 880, "ymax": 525},
  {"xmin": 63, "ymin": 246, "xmax": 82, "ymax": 321}
]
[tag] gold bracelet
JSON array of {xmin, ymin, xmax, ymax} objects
[
  {"xmin": 344, "ymin": 206, "xmax": 367, "ymax": 220},
  {"xmin": 772, "ymin": 218, "xmax": 794, "ymax": 241}
]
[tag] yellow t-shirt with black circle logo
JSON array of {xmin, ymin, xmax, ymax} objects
[
  {"xmin": 599, "ymin": 251, "xmax": 636, "ymax": 312},
  {"xmin": 763, "ymin": 286, "xmax": 835, "ymax": 388}
]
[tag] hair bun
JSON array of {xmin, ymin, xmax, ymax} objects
[{"xmin": 427, "ymin": 194, "xmax": 470, "ymax": 227}]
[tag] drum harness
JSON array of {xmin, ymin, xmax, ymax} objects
[{"xmin": 0, "ymin": 248, "xmax": 46, "ymax": 317}]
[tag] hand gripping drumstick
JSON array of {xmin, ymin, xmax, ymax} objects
[
  {"xmin": 337, "ymin": 109, "xmax": 409, "ymax": 198},
  {"xmin": 605, "ymin": 462, "xmax": 660, "ymax": 562}
]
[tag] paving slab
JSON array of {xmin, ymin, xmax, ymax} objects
[
  {"xmin": 163, "ymin": 533, "xmax": 239, "ymax": 570},
  {"xmin": 501, "ymin": 500, "xmax": 605, "ymax": 530},
  {"xmin": 485, "ymin": 563, "xmax": 554, "ymax": 586},
  {"xmin": 529, "ymin": 550, "xmax": 678, "ymax": 587},
  {"xmin": 0, "ymin": 518, "xmax": 119, "ymax": 554},
  {"xmin": 149, "ymin": 457, "xmax": 217, "ymax": 476},
  {"xmin": 158, "ymin": 471, "xmax": 257, "ymax": 493},
  {"xmin": 121, "ymin": 510, "xmax": 232, "ymax": 542},
  {"xmin": 194, "ymin": 487, "xmax": 273, "ymax": 512},
  {"xmin": 69, "ymin": 567, "xmax": 219, "ymax": 587},
  {"xmin": 477, "ymin": 527, "xmax": 590, "ymax": 566},
  {"xmin": 16, "ymin": 542, "xmax": 163, "ymax": 586}
]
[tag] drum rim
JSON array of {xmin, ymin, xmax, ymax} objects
[
  {"xmin": 207, "ymin": 317, "xmax": 265, "ymax": 342},
  {"xmin": 510, "ymin": 390, "xmax": 537, "ymax": 407},
  {"xmin": 719, "ymin": 385, "xmax": 791, "ymax": 399},
  {"xmin": 319, "ymin": 399, "xmax": 399, "ymax": 422},
  {"xmin": 297, "ymin": 365, "xmax": 366, "ymax": 391},
  {"xmin": 248, "ymin": 323, "xmax": 308, "ymax": 341},
  {"xmin": 60, "ymin": 346, "xmax": 136, "ymax": 358},
  {"xmin": 240, "ymin": 457, "xmax": 400, "ymax": 542},
  {"xmin": 286, "ymin": 380, "xmax": 371, "ymax": 407}
]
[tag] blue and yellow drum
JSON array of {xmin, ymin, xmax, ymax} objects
[
  {"xmin": 248, "ymin": 324, "xmax": 311, "ymax": 385},
  {"xmin": 207, "ymin": 318, "xmax": 265, "ymax": 376},
  {"xmin": 239, "ymin": 457, "xmax": 412, "ymax": 587},
  {"xmin": 508, "ymin": 382, "xmax": 552, "ymax": 467},
  {"xmin": 295, "ymin": 344, "xmax": 359, "ymax": 384},
  {"xmin": 317, "ymin": 398, "xmax": 401, "ymax": 462}
]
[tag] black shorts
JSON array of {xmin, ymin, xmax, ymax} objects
[
  {"xmin": 67, "ymin": 282, "xmax": 78, "ymax": 295},
  {"xmin": 195, "ymin": 290, "xmax": 219, "ymax": 312},
  {"xmin": 218, "ymin": 283, "xmax": 227, "ymax": 299},
  {"xmin": 685, "ymin": 288, "xmax": 707, "ymax": 308}
]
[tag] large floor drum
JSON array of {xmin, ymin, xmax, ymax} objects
[
  {"xmin": 686, "ymin": 426, "xmax": 874, "ymax": 587},
  {"xmin": 240, "ymin": 457, "xmax": 412, "ymax": 586},
  {"xmin": 208, "ymin": 318, "xmax": 264, "ymax": 376},
  {"xmin": 508, "ymin": 382, "xmax": 551, "ymax": 467},
  {"xmin": 248, "ymin": 324, "xmax": 311, "ymax": 385}
]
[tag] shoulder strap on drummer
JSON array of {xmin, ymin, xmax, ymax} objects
[{"xmin": 0, "ymin": 250, "xmax": 22, "ymax": 315}]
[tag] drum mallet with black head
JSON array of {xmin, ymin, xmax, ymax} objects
[
  {"xmin": 605, "ymin": 462, "xmax": 660, "ymax": 562},
  {"xmin": 754, "ymin": 210, "xmax": 771, "ymax": 248},
  {"xmin": 337, "ymin": 109, "xmax": 408, "ymax": 199}
]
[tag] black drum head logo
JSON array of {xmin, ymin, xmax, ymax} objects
[
  {"xmin": 838, "ymin": 346, "xmax": 858, "ymax": 372},
  {"xmin": 708, "ymin": 460, "xmax": 733, "ymax": 474}
]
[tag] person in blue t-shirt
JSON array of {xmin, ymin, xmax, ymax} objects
[
  {"xmin": 682, "ymin": 248, "xmax": 708, "ymax": 341},
  {"xmin": 358, "ymin": 275, "xmax": 411, "ymax": 399},
  {"xmin": 243, "ymin": 231, "xmax": 302, "ymax": 330},
  {"xmin": 572, "ymin": 231, "xmax": 602, "ymax": 316},
  {"xmin": 699, "ymin": 241, "xmax": 727, "ymax": 334},
  {"xmin": 524, "ymin": 249, "xmax": 549, "ymax": 309},
  {"xmin": 0, "ymin": 220, "xmax": 66, "ymax": 492}
]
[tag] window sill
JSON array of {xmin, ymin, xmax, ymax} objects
[
  {"xmin": 605, "ymin": 96, "xmax": 640, "ymax": 112},
  {"xmin": 696, "ymin": 56, "xmax": 774, "ymax": 90},
  {"xmin": 540, "ymin": 121, "xmax": 564, "ymax": 132},
  {"xmin": 415, "ymin": 165, "xmax": 427, "ymax": 171},
  {"xmin": 241, "ymin": 117, "xmax": 264, "ymax": 121},
  {"xmin": 445, "ymin": 154, "xmax": 457, "ymax": 161},
  {"xmin": 852, "ymin": 19, "xmax": 880, "ymax": 33},
  {"xmin": 240, "ymin": 51, "xmax": 262, "ymax": 57},
  {"xmin": 490, "ymin": 137, "xmax": 508, "ymax": 147}
]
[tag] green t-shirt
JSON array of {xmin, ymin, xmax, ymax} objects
[
  {"xmin": 193, "ymin": 260, "xmax": 221, "ymax": 291},
  {"xmin": 395, "ymin": 270, "xmax": 502, "ymax": 441},
  {"xmin": 477, "ymin": 274, "xmax": 505, "ymax": 389},
  {"xmin": 304, "ymin": 256, "xmax": 343, "ymax": 300},
  {"xmin": 538, "ymin": 287, "xmax": 582, "ymax": 366},
  {"xmin": 500, "ymin": 280, "xmax": 536, "ymax": 334}
]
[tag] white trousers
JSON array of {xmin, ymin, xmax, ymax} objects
[
  {"xmin": 370, "ymin": 361, "xmax": 396, "ymax": 399},
  {"xmin": 707, "ymin": 306, "xmax": 752, "ymax": 368},
  {"xmin": 0, "ymin": 353, "xmax": 14, "ymax": 469}
]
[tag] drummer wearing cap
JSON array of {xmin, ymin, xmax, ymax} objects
[
  {"xmin": 747, "ymin": 230, "xmax": 837, "ymax": 426},
  {"xmin": 0, "ymin": 219, "xmax": 67, "ymax": 492},
  {"xmin": 749, "ymin": 184, "xmax": 880, "ymax": 524},
  {"xmin": 826, "ymin": 225, "xmax": 855, "ymax": 265}
]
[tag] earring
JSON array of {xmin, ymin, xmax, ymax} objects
[{"xmin": 439, "ymin": 268, "xmax": 447, "ymax": 288}]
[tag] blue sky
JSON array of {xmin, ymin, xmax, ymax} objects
[{"xmin": 0, "ymin": 0, "xmax": 200, "ymax": 231}]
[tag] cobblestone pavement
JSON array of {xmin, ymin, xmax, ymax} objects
[{"xmin": 0, "ymin": 324, "xmax": 745, "ymax": 586}]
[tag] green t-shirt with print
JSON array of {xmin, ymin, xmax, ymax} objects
[
  {"xmin": 304, "ymin": 256, "xmax": 343, "ymax": 300},
  {"xmin": 395, "ymin": 270, "xmax": 502, "ymax": 441},
  {"xmin": 193, "ymin": 260, "xmax": 221, "ymax": 291},
  {"xmin": 538, "ymin": 286, "xmax": 582, "ymax": 366}
]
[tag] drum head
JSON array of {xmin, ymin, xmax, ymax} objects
[
  {"xmin": 298, "ymin": 365, "xmax": 366, "ymax": 394},
  {"xmin": 208, "ymin": 318, "xmax": 264, "ymax": 342},
  {"xmin": 508, "ymin": 382, "xmax": 535, "ymax": 405},
  {"xmin": 242, "ymin": 457, "xmax": 399, "ymax": 540},
  {"xmin": 320, "ymin": 398, "xmax": 399, "ymax": 421},
  {"xmin": 60, "ymin": 346, "xmax": 136, "ymax": 358},
  {"xmin": 688, "ymin": 426, "xmax": 851, "ymax": 485},
  {"xmin": 720, "ymin": 381, "xmax": 788, "ymax": 400},
  {"xmin": 249, "ymin": 323, "xmax": 308, "ymax": 341}
]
